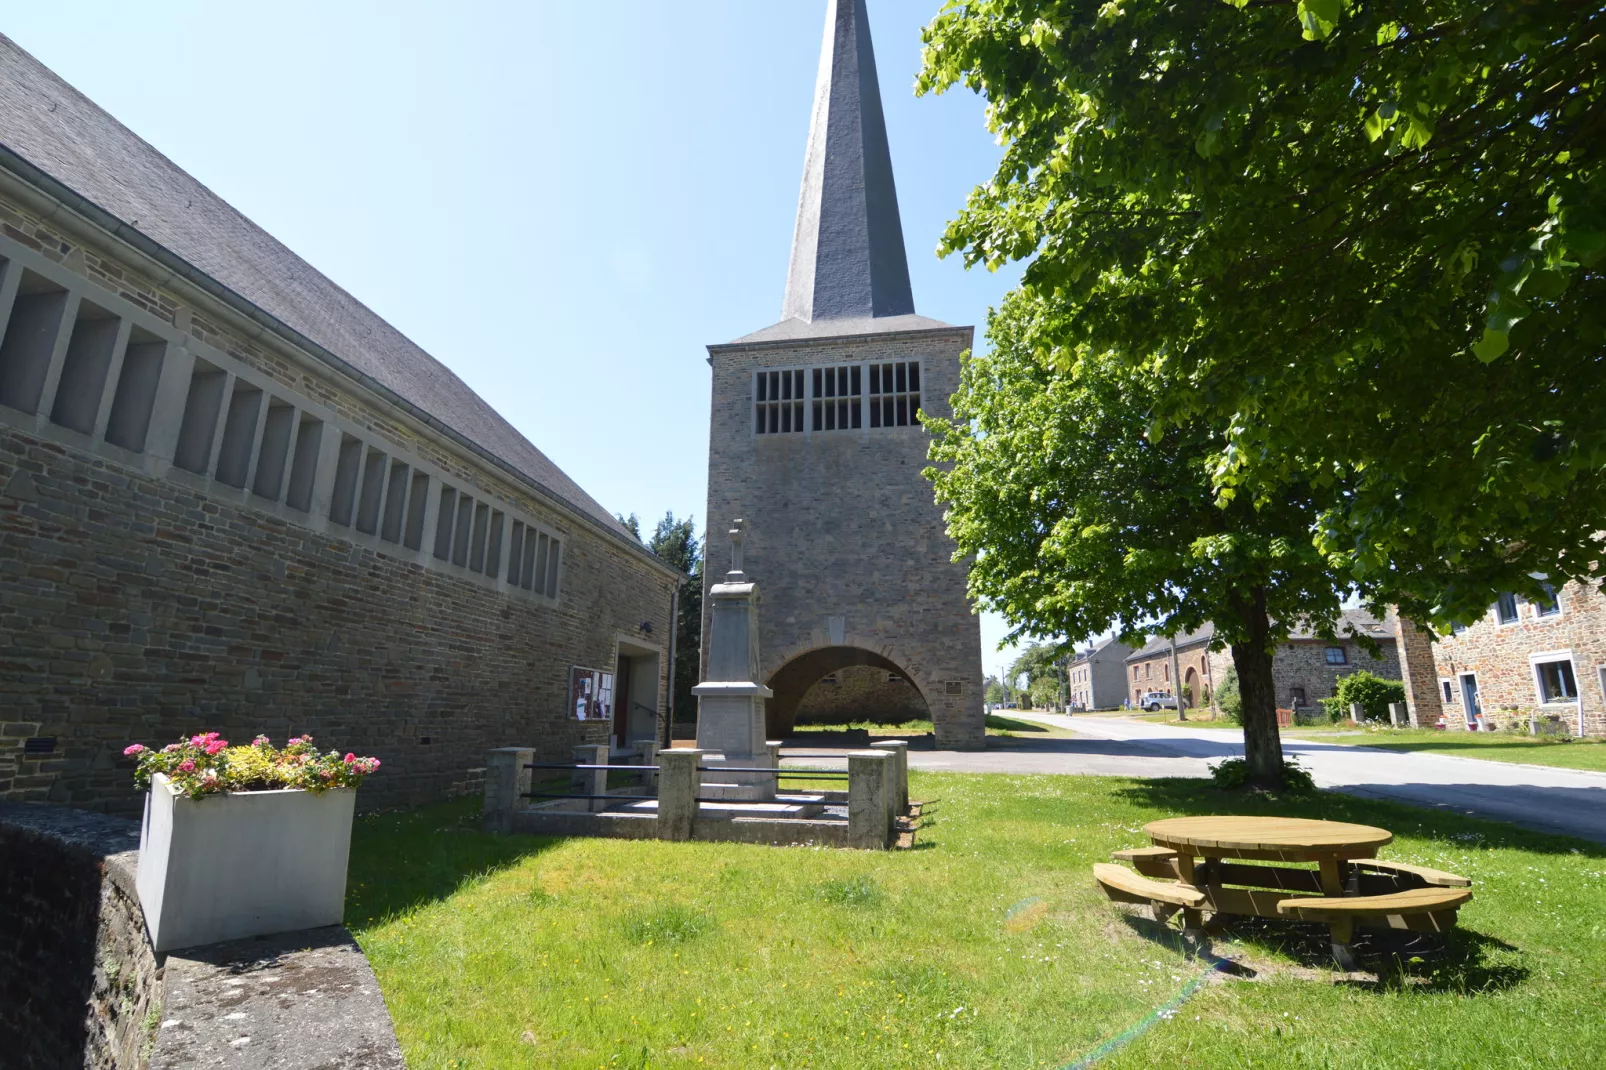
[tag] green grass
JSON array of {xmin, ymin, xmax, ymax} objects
[
  {"xmin": 791, "ymin": 714, "xmax": 1075, "ymax": 738},
  {"xmin": 347, "ymin": 775, "xmax": 1605, "ymax": 1069}
]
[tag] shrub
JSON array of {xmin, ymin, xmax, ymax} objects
[
  {"xmin": 1319, "ymin": 671, "xmax": 1407, "ymax": 723},
  {"xmin": 1209, "ymin": 757, "xmax": 1315, "ymax": 793},
  {"xmin": 624, "ymin": 906, "xmax": 713, "ymax": 945},
  {"xmin": 124, "ymin": 733, "xmax": 381, "ymax": 799},
  {"xmin": 1215, "ymin": 667, "xmax": 1243, "ymax": 724}
]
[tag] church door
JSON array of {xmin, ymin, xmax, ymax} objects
[{"xmin": 613, "ymin": 654, "xmax": 632, "ymax": 748}]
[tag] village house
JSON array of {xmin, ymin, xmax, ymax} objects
[
  {"xmin": 0, "ymin": 35, "xmax": 682, "ymax": 814},
  {"xmin": 1415, "ymin": 580, "xmax": 1606, "ymax": 737},
  {"xmin": 1067, "ymin": 636, "xmax": 1134, "ymax": 711},
  {"xmin": 1124, "ymin": 610, "xmax": 1401, "ymax": 716}
]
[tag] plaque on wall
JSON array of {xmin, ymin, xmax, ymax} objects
[{"xmin": 569, "ymin": 666, "xmax": 615, "ymax": 721}]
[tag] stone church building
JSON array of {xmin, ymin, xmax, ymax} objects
[
  {"xmin": 0, "ymin": 34, "xmax": 682, "ymax": 813},
  {"xmin": 702, "ymin": 0, "xmax": 985, "ymax": 748}
]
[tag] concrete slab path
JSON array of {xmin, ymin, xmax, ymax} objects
[{"xmin": 782, "ymin": 715, "xmax": 1606, "ymax": 845}]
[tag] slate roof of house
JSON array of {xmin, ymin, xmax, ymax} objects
[
  {"xmin": 0, "ymin": 34, "xmax": 634, "ymax": 542},
  {"xmin": 1070, "ymin": 636, "xmax": 1131, "ymax": 664},
  {"xmin": 1124, "ymin": 609, "xmax": 1397, "ymax": 662},
  {"xmin": 734, "ymin": 0, "xmax": 955, "ymax": 345}
]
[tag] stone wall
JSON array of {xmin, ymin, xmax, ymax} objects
[
  {"xmin": 1128, "ymin": 636, "xmax": 1401, "ymax": 716},
  {"xmin": 1125, "ymin": 642, "xmax": 1214, "ymax": 708},
  {"xmin": 703, "ymin": 326, "xmax": 984, "ymax": 748},
  {"xmin": 0, "ymin": 193, "xmax": 678, "ymax": 814},
  {"xmin": 1428, "ymin": 581, "xmax": 1606, "ymax": 736},
  {"xmin": 0, "ymin": 803, "xmax": 158, "ymax": 1070},
  {"xmin": 794, "ymin": 664, "xmax": 929, "ymax": 724}
]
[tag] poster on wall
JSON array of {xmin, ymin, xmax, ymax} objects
[{"xmin": 569, "ymin": 666, "xmax": 615, "ymax": 722}]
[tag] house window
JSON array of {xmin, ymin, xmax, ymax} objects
[
  {"xmin": 1325, "ymin": 646, "xmax": 1347, "ymax": 665},
  {"xmin": 1534, "ymin": 583, "xmax": 1561, "ymax": 618},
  {"xmin": 868, "ymin": 361, "xmax": 920, "ymax": 428},
  {"xmin": 1495, "ymin": 593, "xmax": 1519, "ymax": 624},
  {"xmin": 1535, "ymin": 658, "xmax": 1578, "ymax": 703},
  {"xmin": 756, "ymin": 368, "xmax": 805, "ymax": 434},
  {"xmin": 1290, "ymin": 687, "xmax": 1307, "ymax": 707},
  {"xmin": 812, "ymin": 365, "xmax": 861, "ymax": 431},
  {"xmin": 1441, "ymin": 679, "xmax": 1454, "ymax": 703}
]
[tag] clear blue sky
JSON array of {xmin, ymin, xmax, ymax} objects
[{"xmin": 6, "ymin": 0, "xmax": 1037, "ymax": 680}]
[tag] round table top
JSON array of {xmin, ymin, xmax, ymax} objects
[{"xmin": 1145, "ymin": 816, "xmax": 1392, "ymax": 858}]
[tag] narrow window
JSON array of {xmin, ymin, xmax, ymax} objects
[
  {"xmin": 469, "ymin": 501, "xmax": 489, "ymax": 573},
  {"xmin": 507, "ymin": 521, "xmax": 526, "ymax": 586},
  {"xmin": 1536, "ymin": 659, "xmax": 1578, "ymax": 703},
  {"xmin": 433, "ymin": 486, "xmax": 457, "ymax": 559},
  {"xmin": 755, "ymin": 367, "xmax": 805, "ymax": 434},
  {"xmin": 869, "ymin": 360, "xmax": 921, "ymax": 428},
  {"xmin": 328, "ymin": 434, "xmax": 363, "ymax": 527},
  {"xmin": 380, "ymin": 460, "xmax": 410, "ymax": 543},
  {"xmin": 485, "ymin": 511, "xmax": 505, "ymax": 579},
  {"xmin": 530, "ymin": 532, "xmax": 549, "ymax": 593},
  {"xmin": 403, "ymin": 470, "xmax": 430, "ymax": 550},
  {"xmin": 0, "ymin": 269, "xmax": 70, "ymax": 414},
  {"xmin": 215, "ymin": 381, "xmax": 263, "ymax": 488},
  {"xmin": 1324, "ymin": 646, "xmax": 1347, "ymax": 665},
  {"xmin": 284, "ymin": 414, "xmax": 323, "ymax": 512},
  {"xmin": 1495, "ymin": 593, "xmax": 1519, "ymax": 624},
  {"xmin": 173, "ymin": 359, "xmax": 228, "ymax": 474},
  {"xmin": 252, "ymin": 400, "xmax": 295, "ymax": 501},
  {"xmin": 49, "ymin": 299, "xmax": 120, "ymax": 434},
  {"xmin": 1441, "ymin": 680, "xmax": 1454, "ymax": 703},
  {"xmin": 104, "ymin": 329, "xmax": 166, "ymax": 452},
  {"xmin": 523, "ymin": 530, "xmax": 542, "ymax": 591},
  {"xmin": 545, "ymin": 537, "xmax": 561, "ymax": 597},
  {"xmin": 452, "ymin": 493, "xmax": 474, "ymax": 567},
  {"xmin": 1535, "ymin": 583, "xmax": 1561, "ymax": 617}
]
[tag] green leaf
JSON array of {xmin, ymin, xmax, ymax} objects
[
  {"xmin": 1297, "ymin": 0, "xmax": 1341, "ymax": 40},
  {"xmin": 1471, "ymin": 329, "xmax": 1509, "ymax": 363}
]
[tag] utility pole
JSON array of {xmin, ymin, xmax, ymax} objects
[{"xmin": 1170, "ymin": 636, "xmax": 1187, "ymax": 721}]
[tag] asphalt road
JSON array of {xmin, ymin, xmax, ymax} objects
[{"xmin": 785, "ymin": 715, "xmax": 1606, "ymax": 844}]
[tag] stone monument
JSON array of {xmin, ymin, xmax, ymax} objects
[{"xmin": 692, "ymin": 521, "xmax": 777, "ymax": 801}]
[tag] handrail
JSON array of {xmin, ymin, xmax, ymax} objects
[
  {"xmin": 521, "ymin": 792, "xmax": 651, "ymax": 801},
  {"xmin": 699, "ymin": 766, "xmax": 849, "ymax": 777},
  {"xmin": 525, "ymin": 763, "xmax": 658, "ymax": 771}
]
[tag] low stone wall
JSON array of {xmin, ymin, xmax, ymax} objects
[{"xmin": 0, "ymin": 803, "xmax": 160, "ymax": 1070}]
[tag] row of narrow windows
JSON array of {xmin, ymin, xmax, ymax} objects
[
  {"xmin": 754, "ymin": 360, "xmax": 922, "ymax": 435},
  {"xmin": 0, "ymin": 250, "xmax": 561, "ymax": 602}
]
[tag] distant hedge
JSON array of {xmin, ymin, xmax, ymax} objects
[{"xmin": 1320, "ymin": 671, "xmax": 1406, "ymax": 723}]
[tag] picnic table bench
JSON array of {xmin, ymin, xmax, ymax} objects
[{"xmin": 1095, "ymin": 816, "xmax": 1473, "ymax": 969}]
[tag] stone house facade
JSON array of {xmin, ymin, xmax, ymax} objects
[
  {"xmin": 701, "ymin": 0, "xmax": 984, "ymax": 747},
  {"xmin": 1420, "ymin": 580, "xmax": 1606, "ymax": 737},
  {"xmin": 0, "ymin": 36, "xmax": 681, "ymax": 814},
  {"xmin": 1067, "ymin": 637, "xmax": 1134, "ymax": 710},
  {"xmin": 1124, "ymin": 611, "xmax": 1401, "ymax": 716}
]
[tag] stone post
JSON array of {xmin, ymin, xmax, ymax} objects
[
  {"xmin": 871, "ymin": 740, "xmax": 909, "ymax": 814},
  {"xmin": 847, "ymin": 751, "xmax": 893, "ymax": 850},
  {"xmin": 1394, "ymin": 614, "xmax": 1444, "ymax": 729},
  {"xmin": 572, "ymin": 744, "xmax": 609, "ymax": 811},
  {"xmin": 657, "ymin": 749, "xmax": 702, "ymax": 841},
  {"xmin": 1388, "ymin": 702, "xmax": 1405, "ymax": 727},
  {"xmin": 633, "ymin": 739, "xmax": 662, "ymax": 791},
  {"xmin": 1349, "ymin": 702, "xmax": 1365, "ymax": 725},
  {"xmin": 483, "ymin": 747, "xmax": 532, "ymax": 834}
]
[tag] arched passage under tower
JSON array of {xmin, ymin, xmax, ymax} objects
[{"xmin": 764, "ymin": 646, "xmax": 930, "ymax": 738}]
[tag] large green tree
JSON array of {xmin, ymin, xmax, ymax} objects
[
  {"xmin": 919, "ymin": 0, "xmax": 1605, "ymax": 627},
  {"xmin": 927, "ymin": 300, "xmax": 1354, "ymax": 784},
  {"xmin": 647, "ymin": 513, "xmax": 703, "ymax": 725}
]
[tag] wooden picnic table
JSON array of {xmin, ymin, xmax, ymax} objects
[{"xmin": 1140, "ymin": 815, "xmax": 1395, "ymax": 928}]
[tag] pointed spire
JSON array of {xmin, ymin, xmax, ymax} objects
[{"xmin": 782, "ymin": 0, "xmax": 916, "ymax": 325}]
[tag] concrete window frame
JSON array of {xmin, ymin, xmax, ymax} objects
[
  {"xmin": 1439, "ymin": 678, "xmax": 1455, "ymax": 705},
  {"xmin": 1529, "ymin": 649, "xmax": 1580, "ymax": 708}
]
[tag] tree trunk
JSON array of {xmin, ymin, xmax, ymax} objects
[{"xmin": 1230, "ymin": 586, "xmax": 1285, "ymax": 789}]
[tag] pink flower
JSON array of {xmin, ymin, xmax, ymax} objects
[
  {"xmin": 123, "ymin": 744, "xmax": 145, "ymax": 756},
  {"xmin": 201, "ymin": 768, "xmax": 219, "ymax": 781},
  {"xmin": 205, "ymin": 740, "xmax": 228, "ymax": 755},
  {"xmin": 253, "ymin": 735, "xmax": 271, "ymax": 748},
  {"xmin": 368, "ymin": 758, "xmax": 381, "ymax": 771},
  {"xmin": 163, "ymin": 743, "xmax": 180, "ymax": 753},
  {"xmin": 177, "ymin": 759, "xmax": 196, "ymax": 773},
  {"xmin": 343, "ymin": 752, "xmax": 356, "ymax": 764}
]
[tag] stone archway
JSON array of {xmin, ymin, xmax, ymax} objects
[
  {"xmin": 1183, "ymin": 667, "xmax": 1201, "ymax": 709},
  {"xmin": 765, "ymin": 646, "xmax": 931, "ymax": 738}
]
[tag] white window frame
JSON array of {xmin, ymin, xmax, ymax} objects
[
  {"xmin": 1439, "ymin": 678, "xmax": 1455, "ymax": 705},
  {"xmin": 1530, "ymin": 649, "xmax": 1580, "ymax": 707},
  {"xmin": 1532, "ymin": 582, "xmax": 1563, "ymax": 620},
  {"xmin": 1494, "ymin": 592, "xmax": 1520, "ymax": 626}
]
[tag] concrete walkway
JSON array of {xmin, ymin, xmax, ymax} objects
[{"xmin": 783, "ymin": 715, "xmax": 1606, "ymax": 844}]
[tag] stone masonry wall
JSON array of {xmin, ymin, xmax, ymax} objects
[
  {"xmin": 1129, "ymin": 636, "xmax": 1401, "ymax": 715},
  {"xmin": 1125, "ymin": 643, "xmax": 1214, "ymax": 708},
  {"xmin": 703, "ymin": 327, "xmax": 985, "ymax": 748},
  {"xmin": 1429, "ymin": 581, "xmax": 1606, "ymax": 737},
  {"xmin": 794, "ymin": 664, "xmax": 929, "ymax": 724},
  {"xmin": 0, "ymin": 192, "xmax": 677, "ymax": 813}
]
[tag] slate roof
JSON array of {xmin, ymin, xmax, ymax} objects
[
  {"xmin": 1070, "ymin": 635, "xmax": 1131, "ymax": 664},
  {"xmin": 737, "ymin": 0, "xmax": 955, "ymax": 344},
  {"xmin": 1124, "ymin": 609, "xmax": 1397, "ymax": 662},
  {"xmin": 0, "ymin": 33, "xmax": 634, "ymax": 542}
]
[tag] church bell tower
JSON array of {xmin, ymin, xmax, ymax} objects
[{"xmin": 701, "ymin": 0, "xmax": 984, "ymax": 749}]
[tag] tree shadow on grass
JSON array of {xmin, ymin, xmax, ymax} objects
[
  {"xmin": 344, "ymin": 795, "xmax": 564, "ymax": 930},
  {"xmin": 1111, "ymin": 777, "xmax": 1606, "ymax": 859}
]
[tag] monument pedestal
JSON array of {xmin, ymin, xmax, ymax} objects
[{"xmin": 692, "ymin": 520, "xmax": 776, "ymax": 802}]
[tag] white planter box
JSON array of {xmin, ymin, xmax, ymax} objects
[{"xmin": 136, "ymin": 773, "xmax": 356, "ymax": 952}]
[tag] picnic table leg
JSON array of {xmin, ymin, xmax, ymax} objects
[
  {"xmin": 1171, "ymin": 853, "xmax": 1207, "ymax": 943},
  {"xmin": 1318, "ymin": 858, "xmax": 1347, "ymax": 896},
  {"xmin": 1328, "ymin": 917, "xmax": 1359, "ymax": 972}
]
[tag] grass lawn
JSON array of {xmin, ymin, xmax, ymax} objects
[
  {"xmin": 792, "ymin": 714, "xmax": 1078, "ymax": 739},
  {"xmin": 347, "ymin": 774, "xmax": 1605, "ymax": 1069}
]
